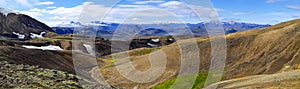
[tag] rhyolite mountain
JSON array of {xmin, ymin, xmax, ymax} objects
[
  {"xmin": 97, "ymin": 19, "xmax": 300, "ymax": 88},
  {"xmin": 0, "ymin": 8, "xmax": 54, "ymax": 39}
]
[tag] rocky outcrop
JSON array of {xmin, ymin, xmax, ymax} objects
[{"xmin": 0, "ymin": 39, "xmax": 50, "ymax": 47}]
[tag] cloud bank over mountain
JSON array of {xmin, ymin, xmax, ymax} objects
[{"xmin": 1, "ymin": 0, "xmax": 300, "ymax": 26}]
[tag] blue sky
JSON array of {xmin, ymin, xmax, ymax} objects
[{"xmin": 1, "ymin": 0, "xmax": 300, "ymax": 26}]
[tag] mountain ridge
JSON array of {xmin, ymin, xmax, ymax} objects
[
  {"xmin": 0, "ymin": 8, "xmax": 54, "ymax": 39},
  {"xmin": 52, "ymin": 21, "xmax": 270, "ymax": 40}
]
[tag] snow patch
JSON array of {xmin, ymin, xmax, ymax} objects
[
  {"xmin": 83, "ymin": 44, "xmax": 95, "ymax": 55},
  {"xmin": 147, "ymin": 43, "xmax": 158, "ymax": 47},
  {"xmin": 133, "ymin": 86, "xmax": 138, "ymax": 89},
  {"xmin": 151, "ymin": 39, "xmax": 160, "ymax": 42},
  {"xmin": 73, "ymin": 50, "xmax": 84, "ymax": 53},
  {"xmin": 30, "ymin": 32, "xmax": 45, "ymax": 39},
  {"xmin": 55, "ymin": 21, "xmax": 83, "ymax": 27},
  {"xmin": 0, "ymin": 8, "xmax": 17, "ymax": 16},
  {"xmin": 85, "ymin": 23, "xmax": 108, "ymax": 26},
  {"xmin": 12, "ymin": 32, "xmax": 25, "ymax": 39},
  {"xmin": 22, "ymin": 45, "xmax": 63, "ymax": 50}
]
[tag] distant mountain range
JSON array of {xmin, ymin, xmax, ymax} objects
[
  {"xmin": 52, "ymin": 21, "xmax": 271, "ymax": 39},
  {"xmin": 0, "ymin": 8, "xmax": 270, "ymax": 40}
]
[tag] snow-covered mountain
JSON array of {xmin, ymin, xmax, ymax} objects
[
  {"xmin": 52, "ymin": 21, "xmax": 270, "ymax": 39},
  {"xmin": 53, "ymin": 21, "xmax": 110, "ymax": 27},
  {"xmin": 54, "ymin": 21, "xmax": 84, "ymax": 27}
]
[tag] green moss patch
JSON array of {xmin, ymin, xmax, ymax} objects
[{"xmin": 152, "ymin": 72, "xmax": 209, "ymax": 89}]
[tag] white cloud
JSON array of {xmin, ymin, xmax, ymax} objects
[
  {"xmin": 15, "ymin": 1, "xmax": 222, "ymax": 26},
  {"xmin": 46, "ymin": 6, "xmax": 57, "ymax": 9},
  {"xmin": 15, "ymin": 0, "xmax": 32, "ymax": 7},
  {"xmin": 266, "ymin": 0, "xmax": 285, "ymax": 3},
  {"xmin": 265, "ymin": 11, "xmax": 300, "ymax": 24},
  {"xmin": 132, "ymin": 17, "xmax": 138, "ymax": 21},
  {"xmin": 159, "ymin": 1, "xmax": 183, "ymax": 7},
  {"xmin": 18, "ymin": 8, "xmax": 46, "ymax": 17},
  {"xmin": 0, "ymin": 0, "xmax": 54, "ymax": 9},
  {"xmin": 19, "ymin": 10, "xmax": 44, "ymax": 17},
  {"xmin": 29, "ymin": 8, "xmax": 47, "ymax": 13},
  {"xmin": 159, "ymin": 1, "xmax": 219, "ymax": 20},
  {"xmin": 221, "ymin": 18, "xmax": 242, "ymax": 22},
  {"xmin": 286, "ymin": 5, "xmax": 300, "ymax": 10},
  {"xmin": 232, "ymin": 11, "xmax": 254, "ymax": 15},
  {"xmin": 16, "ymin": 2, "xmax": 87, "ymax": 26},
  {"xmin": 133, "ymin": 0, "xmax": 164, "ymax": 5},
  {"xmin": 117, "ymin": 4, "xmax": 153, "ymax": 8},
  {"xmin": 47, "ymin": 7, "xmax": 82, "ymax": 17},
  {"xmin": 35, "ymin": 1, "xmax": 54, "ymax": 5}
]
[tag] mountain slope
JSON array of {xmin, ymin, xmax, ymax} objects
[
  {"xmin": 223, "ymin": 19, "xmax": 300, "ymax": 78},
  {"xmin": 97, "ymin": 19, "xmax": 300, "ymax": 88},
  {"xmin": 205, "ymin": 70, "xmax": 300, "ymax": 89}
]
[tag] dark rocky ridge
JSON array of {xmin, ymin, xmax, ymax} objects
[
  {"xmin": 0, "ymin": 46, "xmax": 75, "ymax": 73},
  {"xmin": 0, "ymin": 39, "xmax": 50, "ymax": 47},
  {"xmin": 0, "ymin": 11, "xmax": 54, "ymax": 39},
  {"xmin": 47, "ymin": 36, "xmax": 175, "ymax": 56}
]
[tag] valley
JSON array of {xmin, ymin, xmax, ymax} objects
[{"xmin": 0, "ymin": 6, "xmax": 299, "ymax": 89}]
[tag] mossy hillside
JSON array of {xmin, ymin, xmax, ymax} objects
[{"xmin": 0, "ymin": 61, "xmax": 93, "ymax": 89}]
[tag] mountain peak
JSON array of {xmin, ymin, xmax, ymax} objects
[{"xmin": 0, "ymin": 8, "xmax": 18, "ymax": 16}]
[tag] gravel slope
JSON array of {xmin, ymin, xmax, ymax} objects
[{"xmin": 205, "ymin": 70, "xmax": 300, "ymax": 89}]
